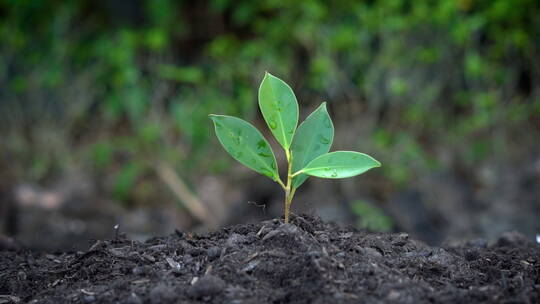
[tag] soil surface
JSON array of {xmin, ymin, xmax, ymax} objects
[{"xmin": 1, "ymin": 215, "xmax": 539, "ymax": 304}]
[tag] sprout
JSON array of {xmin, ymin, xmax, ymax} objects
[{"xmin": 210, "ymin": 72, "xmax": 380, "ymax": 223}]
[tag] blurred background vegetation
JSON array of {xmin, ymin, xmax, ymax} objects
[{"xmin": 1, "ymin": 0, "xmax": 539, "ymax": 249}]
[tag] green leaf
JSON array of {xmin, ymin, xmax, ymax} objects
[
  {"xmin": 258, "ymin": 72, "xmax": 299, "ymax": 149},
  {"xmin": 298, "ymin": 151, "xmax": 381, "ymax": 179},
  {"xmin": 209, "ymin": 114, "xmax": 279, "ymax": 180},
  {"xmin": 291, "ymin": 102, "xmax": 334, "ymax": 188}
]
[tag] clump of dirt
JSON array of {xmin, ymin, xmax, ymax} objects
[{"xmin": 1, "ymin": 214, "xmax": 539, "ymax": 303}]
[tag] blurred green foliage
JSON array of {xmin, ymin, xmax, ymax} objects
[
  {"xmin": 352, "ymin": 200, "xmax": 393, "ymax": 232},
  {"xmin": 1, "ymin": 0, "xmax": 539, "ymax": 206}
]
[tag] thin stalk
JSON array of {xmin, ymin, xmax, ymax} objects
[
  {"xmin": 276, "ymin": 178, "xmax": 286, "ymax": 191},
  {"xmin": 283, "ymin": 149, "xmax": 295, "ymax": 223},
  {"xmin": 284, "ymin": 187, "xmax": 296, "ymax": 223}
]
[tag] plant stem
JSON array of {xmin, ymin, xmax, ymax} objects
[
  {"xmin": 284, "ymin": 187, "xmax": 296, "ymax": 223},
  {"xmin": 284, "ymin": 149, "xmax": 295, "ymax": 223},
  {"xmin": 276, "ymin": 178, "xmax": 286, "ymax": 191}
]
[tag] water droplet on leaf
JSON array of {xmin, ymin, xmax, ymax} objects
[
  {"xmin": 317, "ymin": 134, "xmax": 330, "ymax": 144},
  {"xmin": 258, "ymin": 152, "xmax": 272, "ymax": 158},
  {"xmin": 268, "ymin": 118, "xmax": 277, "ymax": 130},
  {"xmin": 256, "ymin": 140, "xmax": 267, "ymax": 150},
  {"xmin": 273, "ymin": 100, "xmax": 283, "ymax": 112}
]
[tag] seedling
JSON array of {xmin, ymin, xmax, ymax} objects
[{"xmin": 210, "ymin": 72, "xmax": 381, "ymax": 223}]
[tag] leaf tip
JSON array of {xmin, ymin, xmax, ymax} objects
[
  {"xmin": 263, "ymin": 71, "xmax": 278, "ymax": 81},
  {"xmin": 209, "ymin": 114, "xmax": 224, "ymax": 123}
]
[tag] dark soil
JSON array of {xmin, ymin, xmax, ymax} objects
[{"xmin": 1, "ymin": 215, "xmax": 539, "ymax": 304}]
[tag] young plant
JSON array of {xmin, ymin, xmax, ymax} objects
[{"xmin": 209, "ymin": 72, "xmax": 381, "ymax": 223}]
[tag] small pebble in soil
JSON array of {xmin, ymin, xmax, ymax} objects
[
  {"xmin": 165, "ymin": 257, "xmax": 183, "ymax": 273},
  {"xmin": 242, "ymin": 259, "xmax": 261, "ymax": 273},
  {"xmin": 187, "ymin": 275, "xmax": 226, "ymax": 299}
]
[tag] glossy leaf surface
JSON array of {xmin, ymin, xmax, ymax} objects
[
  {"xmin": 210, "ymin": 115, "xmax": 279, "ymax": 180},
  {"xmin": 291, "ymin": 102, "xmax": 334, "ymax": 188},
  {"xmin": 258, "ymin": 72, "xmax": 299, "ymax": 149},
  {"xmin": 298, "ymin": 151, "xmax": 380, "ymax": 179}
]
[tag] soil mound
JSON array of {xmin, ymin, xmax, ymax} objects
[{"xmin": 1, "ymin": 215, "xmax": 539, "ymax": 303}]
